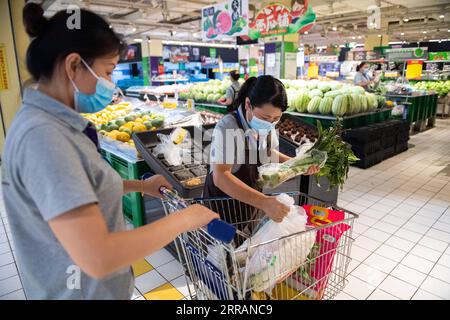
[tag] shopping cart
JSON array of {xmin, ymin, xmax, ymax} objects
[{"xmin": 160, "ymin": 189, "xmax": 358, "ymax": 300}]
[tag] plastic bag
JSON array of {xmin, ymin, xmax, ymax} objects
[
  {"xmin": 235, "ymin": 194, "xmax": 316, "ymax": 293},
  {"xmin": 153, "ymin": 128, "xmax": 190, "ymax": 166},
  {"xmin": 258, "ymin": 149, "xmax": 327, "ymax": 189}
]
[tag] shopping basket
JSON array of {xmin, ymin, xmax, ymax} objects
[{"xmin": 160, "ymin": 189, "xmax": 358, "ymax": 300}]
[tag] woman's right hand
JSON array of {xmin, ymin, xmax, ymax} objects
[
  {"xmin": 262, "ymin": 196, "xmax": 290, "ymax": 223},
  {"xmin": 180, "ymin": 204, "xmax": 220, "ymax": 231}
]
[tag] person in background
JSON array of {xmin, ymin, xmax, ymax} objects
[
  {"xmin": 205, "ymin": 76, "xmax": 320, "ymax": 224},
  {"xmin": 1, "ymin": 3, "xmax": 218, "ymax": 300},
  {"xmin": 219, "ymin": 70, "xmax": 241, "ymax": 112},
  {"xmin": 354, "ymin": 61, "xmax": 374, "ymax": 89}
]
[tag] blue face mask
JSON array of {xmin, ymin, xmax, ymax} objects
[
  {"xmin": 248, "ymin": 105, "xmax": 278, "ymax": 133},
  {"xmin": 69, "ymin": 59, "xmax": 116, "ymax": 113}
]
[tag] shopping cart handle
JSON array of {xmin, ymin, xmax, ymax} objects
[
  {"xmin": 207, "ymin": 219, "xmax": 236, "ymax": 244},
  {"xmin": 159, "ymin": 187, "xmax": 236, "ymax": 244}
]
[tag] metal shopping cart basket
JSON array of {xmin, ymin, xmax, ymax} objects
[{"xmin": 161, "ymin": 189, "xmax": 358, "ymax": 300}]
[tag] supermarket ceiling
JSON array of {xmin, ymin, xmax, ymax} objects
[{"xmin": 36, "ymin": 0, "xmax": 450, "ymax": 45}]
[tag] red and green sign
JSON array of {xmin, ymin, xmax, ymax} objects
[
  {"xmin": 248, "ymin": 1, "xmax": 316, "ymax": 40},
  {"xmin": 429, "ymin": 52, "xmax": 450, "ymax": 61}
]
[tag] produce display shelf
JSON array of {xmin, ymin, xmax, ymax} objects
[
  {"xmin": 286, "ymin": 108, "xmax": 392, "ymax": 129},
  {"xmin": 193, "ymin": 102, "xmax": 228, "ymax": 115},
  {"xmin": 101, "ymin": 147, "xmax": 150, "ymax": 228},
  {"xmin": 385, "ymin": 93, "xmax": 438, "ymax": 127}
]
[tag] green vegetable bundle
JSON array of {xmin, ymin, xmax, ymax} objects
[
  {"xmin": 308, "ymin": 121, "xmax": 359, "ymax": 190},
  {"xmin": 258, "ymin": 150, "xmax": 327, "ymax": 189}
]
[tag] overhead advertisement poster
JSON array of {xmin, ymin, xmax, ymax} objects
[
  {"xmin": 248, "ymin": 0, "xmax": 316, "ymax": 40},
  {"xmin": 202, "ymin": 0, "xmax": 249, "ymax": 41}
]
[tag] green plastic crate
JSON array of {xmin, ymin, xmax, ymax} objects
[
  {"xmin": 194, "ymin": 103, "xmax": 228, "ymax": 115},
  {"xmin": 101, "ymin": 149, "xmax": 150, "ymax": 227}
]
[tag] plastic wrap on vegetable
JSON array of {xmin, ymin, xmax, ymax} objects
[
  {"xmin": 258, "ymin": 150, "xmax": 327, "ymax": 189},
  {"xmin": 153, "ymin": 128, "xmax": 190, "ymax": 166}
]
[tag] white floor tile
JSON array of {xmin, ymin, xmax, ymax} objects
[
  {"xmin": 412, "ymin": 289, "xmax": 443, "ymax": 300},
  {"xmin": 385, "ymin": 236, "xmax": 416, "ymax": 252},
  {"xmin": 372, "ymin": 221, "xmax": 400, "ymax": 234},
  {"xmin": 0, "ymin": 252, "xmax": 14, "ymax": 267},
  {"xmin": 0, "ymin": 275, "xmax": 22, "ymax": 297},
  {"xmin": 409, "ymin": 215, "xmax": 436, "ymax": 227},
  {"xmin": 437, "ymin": 254, "xmax": 450, "ymax": 268},
  {"xmin": 418, "ymin": 236, "xmax": 449, "ymax": 253},
  {"xmin": 426, "ymin": 228, "xmax": 450, "ymax": 243},
  {"xmin": 351, "ymin": 263, "xmax": 388, "ymax": 287},
  {"xmin": 156, "ymin": 259, "xmax": 184, "ymax": 282},
  {"xmin": 0, "ymin": 243, "xmax": 10, "ymax": 255},
  {"xmin": 357, "ymin": 215, "xmax": 379, "ymax": 227},
  {"xmin": 145, "ymin": 249, "xmax": 175, "ymax": 268},
  {"xmin": 0, "ymin": 289, "xmax": 26, "ymax": 300},
  {"xmin": 391, "ymin": 264, "xmax": 427, "ymax": 287},
  {"xmin": 401, "ymin": 253, "xmax": 435, "ymax": 274},
  {"xmin": 420, "ymin": 276, "xmax": 450, "ymax": 299},
  {"xmin": 367, "ymin": 288, "xmax": 399, "ymax": 300},
  {"xmin": 0, "ymin": 263, "xmax": 18, "ymax": 281},
  {"xmin": 171, "ymin": 275, "xmax": 194, "ymax": 298},
  {"xmin": 394, "ymin": 228, "xmax": 424, "ymax": 243},
  {"xmin": 134, "ymin": 269, "xmax": 167, "ymax": 295},
  {"xmin": 0, "ymin": 234, "xmax": 7, "ymax": 245},
  {"xmin": 410, "ymin": 245, "xmax": 442, "ymax": 263},
  {"xmin": 433, "ymin": 221, "xmax": 450, "ymax": 233},
  {"xmin": 333, "ymin": 291, "xmax": 356, "ymax": 300},
  {"xmin": 364, "ymin": 228, "xmax": 391, "ymax": 242},
  {"xmin": 354, "ymin": 236, "xmax": 382, "ymax": 252},
  {"xmin": 403, "ymin": 221, "xmax": 430, "ymax": 234},
  {"xmin": 350, "ymin": 245, "xmax": 373, "ymax": 262},
  {"xmin": 131, "ymin": 288, "xmax": 141, "ymax": 300},
  {"xmin": 380, "ymin": 215, "xmax": 407, "ymax": 227},
  {"xmin": 378, "ymin": 275, "xmax": 417, "ymax": 300},
  {"xmin": 342, "ymin": 275, "xmax": 376, "ymax": 300},
  {"xmin": 374, "ymin": 244, "xmax": 407, "ymax": 262},
  {"xmin": 429, "ymin": 264, "xmax": 450, "ymax": 284},
  {"xmin": 364, "ymin": 253, "xmax": 398, "ymax": 273}
]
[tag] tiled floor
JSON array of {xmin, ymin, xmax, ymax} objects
[{"xmin": 1, "ymin": 119, "xmax": 450, "ymax": 300}]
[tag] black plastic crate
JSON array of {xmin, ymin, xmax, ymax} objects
[
  {"xmin": 349, "ymin": 139, "xmax": 382, "ymax": 157},
  {"xmin": 353, "ymin": 151, "xmax": 384, "ymax": 169},
  {"xmin": 383, "ymin": 146, "xmax": 396, "ymax": 159},
  {"xmin": 382, "ymin": 135, "xmax": 397, "ymax": 148},
  {"xmin": 397, "ymin": 130, "xmax": 410, "ymax": 143},
  {"xmin": 133, "ymin": 124, "xmax": 215, "ymax": 198},
  {"xmin": 343, "ymin": 125, "xmax": 383, "ymax": 143},
  {"xmin": 395, "ymin": 141, "xmax": 409, "ymax": 154}
]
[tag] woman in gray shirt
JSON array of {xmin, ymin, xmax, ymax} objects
[
  {"xmin": 219, "ymin": 70, "xmax": 241, "ymax": 112},
  {"xmin": 1, "ymin": 3, "xmax": 217, "ymax": 300}
]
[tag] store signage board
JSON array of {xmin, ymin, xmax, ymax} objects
[
  {"xmin": 429, "ymin": 52, "xmax": 450, "ymax": 61},
  {"xmin": 266, "ymin": 53, "xmax": 276, "ymax": 68},
  {"xmin": 210, "ymin": 48, "xmax": 217, "ymax": 59},
  {"xmin": 309, "ymin": 55, "xmax": 338, "ymax": 63},
  {"xmin": 385, "ymin": 47, "xmax": 428, "ymax": 61},
  {"xmin": 0, "ymin": 44, "xmax": 9, "ymax": 91},
  {"xmin": 163, "ymin": 46, "xmax": 190, "ymax": 63},
  {"xmin": 284, "ymin": 52, "xmax": 297, "ymax": 79},
  {"xmin": 307, "ymin": 62, "xmax": 319, "ymax": 78},
  {"xmin": 248, "ymin": 1, "xmax": 316, "ymax": 40},
  {"xmin": 406, "ymin": 60, "xmax": 423, "ymax": 79},
  {"xmin": 297, "ymin": 50, "xmax": 305, "ymax": 67},
  {"xmin": 202, "ymin": 0, "xmax": 249, "ymax": 42}
]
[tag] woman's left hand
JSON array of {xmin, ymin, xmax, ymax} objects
[
  {"xmin": 304, "ymin": 165, "xmax": 321, "ymax": 176},
  {"xmin": 142, "ymin": 175, "xmax": 173, "ymax": 198}
]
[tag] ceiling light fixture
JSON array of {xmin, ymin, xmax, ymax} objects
[
  {"xmin": 378, "ymin": 34, "xmax": 382, "ymax": 37},
  {"xmin": 358, "ymin": 36, "xmax": 362, "ymax": 39},
  {"xmin": 439, "ymin": 14, "xmax": 445, "ymax": 19},
  {"xmin": 131, "ymin": 27, "xmax": 137, "ymax": 32},
  {"xmin": 133, "ymin": 39, "xmax": 142, "ymax": 43},
  {"xmin": 400, "ymin": 32, "xmax": 405, "ymax": 36},
  {"xmin": 332, "ymin": 26, "xmax": 337, "ymax": 31},
  {"xmin": 423, "ymin": 31, "xmax": 427, "ymax": 34},
  {"xmin": 403, "ymin": 17, "xmax": 409, "ymax": 22},
  {"xmin": 304, "ymin": 31, "xmax": 308, "ymax": 34}
]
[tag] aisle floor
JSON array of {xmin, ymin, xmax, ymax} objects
[{"xmin": 1, "ymin": 119, "xmax": 450, "ymax": 300}]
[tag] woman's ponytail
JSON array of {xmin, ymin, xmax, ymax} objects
[{"xmin": 230, "ymin": 77, "xmax": 257, "ymax": 112}]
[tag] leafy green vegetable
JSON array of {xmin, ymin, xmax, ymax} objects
[{"xmin": 308, "ymin": 121, "xmax": 359, "ymax": 190}]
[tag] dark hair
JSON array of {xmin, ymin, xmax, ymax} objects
[
  {"xmin": 356, "ymin": 62, "xmax": 368, "ymax": 72},
  {"xmin": 232, "ymin": 75, "xmax": 287, "ymax": 113},
  {"xmin": 229, "ymin": 70, "xmax": 240, "ymax": 81},
  {"xmin": 23, "ymin": 3, "xmax": 126, "ymax": 81}
]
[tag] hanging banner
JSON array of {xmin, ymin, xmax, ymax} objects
[
  {"xmin": 385, "ymin": 47, "xmax": 428, "ymax": 61},
  {"xmin": 0, "ymin": 44, "xmax": 9, "ymax": 91},
  {"xmin": 429, "ymin": 52, "xmax": 450, "ymax": 61},
  {"xmin": 248, "ymin": 0, "xmax": 316, "ymax": 40},
  {"xmin": 202, "ymin": 0, "xmax": 249, "ymax": 41},
  {"xmin": 405, "ymin": 60, "xmax": 423, "ymax": 79}
]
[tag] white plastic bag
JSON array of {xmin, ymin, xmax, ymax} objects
[
  {"xmin": 153, "ymin": 133, "xmax": 183, "ymax": 166},
  {"xmin": 235, "ymin": 194, "xmax": 316, "ymax": 293}
]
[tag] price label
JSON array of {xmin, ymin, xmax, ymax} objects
[{"xmin": 405, "ymin": 60, "xmax": 423, "ymax": 79}]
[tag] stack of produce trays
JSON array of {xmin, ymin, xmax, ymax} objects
[
  {"xmin": 178, "ymin": 78, "xmax": 244, "ymax": 104},
  {"xmin": 283, "ymin": 79, "xmax": 386, "ymax": 117}
]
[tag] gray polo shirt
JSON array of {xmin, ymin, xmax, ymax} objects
[
  {"xmin": 1, "ymin": 88, "xmax": 133, "ymax": 300},
  {"xmin": 209, "ymin": 106, "xmax": 279, "ymax": 173},
  {"xmin": 225, "ymin": 80, "xmax": 241, "ymax": 102}
]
